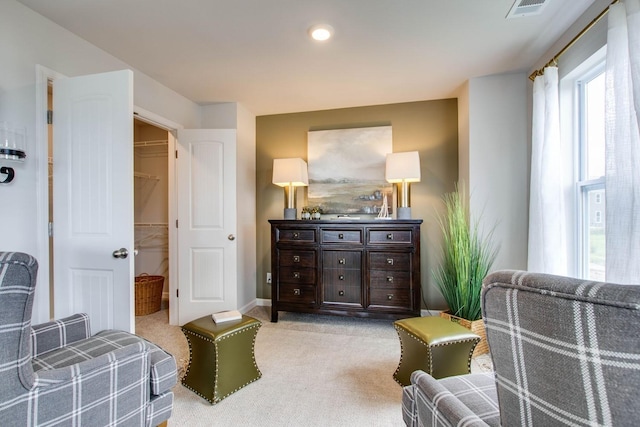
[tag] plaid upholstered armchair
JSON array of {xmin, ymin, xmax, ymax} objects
[
  {"xmin": 0, "ymin": 252, "xmax": 177, "ymax": 427},
  {"xmin": 402, "ymin": 270, "xmax": 640, "ymax": 426}
]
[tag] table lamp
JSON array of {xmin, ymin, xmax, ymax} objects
[
  {"xmin": 272, "ymin": 158, "xmax": 309, "ymax": 219},
  {"xmin": 385, "ymin": 151, "xmax": 421, "ymax": 219}
]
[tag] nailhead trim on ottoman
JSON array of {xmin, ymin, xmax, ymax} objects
[
  {"xmin": 181, "ymin": 315, "xmax": 262, "ymax": 404},
  {"xmin": 393, "ymin": 316, "xmax": 481, "ymax": 386}
]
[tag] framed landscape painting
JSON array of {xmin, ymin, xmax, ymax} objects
[{"xmin": 307, "ymin": 126, "xmax": 393, "ymax": 215}]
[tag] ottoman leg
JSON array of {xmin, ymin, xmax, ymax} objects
[
  {"xmin": 215, "ymin": 325, "xmax": 262, "ymax": 402},
  {"xmin": 182, "ymin": 331, "xmax": 219, "ymax": 403},
  {"xmin": 394, "ymin": 327, "xmax": 431, "ymax": 386},
  {"xmin": 431, "ymin": 340, "xmax": 479, "ymax": 379}
]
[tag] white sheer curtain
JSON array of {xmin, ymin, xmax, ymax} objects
[
  {"xmin": 528, "ymin": 67, "xmax": 568, "ymax": 275},
  {"xmin": 605, "ymin": 0, "xmax": 640, "ymax": 284}
]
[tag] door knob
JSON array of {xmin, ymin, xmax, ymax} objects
[
  {"xmin": 112, "ymin": 248, "xmax": 129, "ymax": 259},
  {"xmin": 228, "ymin": 234, "xmax": 236, "ymax": 241}
]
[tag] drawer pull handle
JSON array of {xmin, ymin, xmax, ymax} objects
[
  {"xmin": 387, "ymin": 258, "xmax": 394, "ymax": 265},
  {"xmin": 293, "ymin": 255, "xmax": 300, "ymax": 263},
  {"xmin": 339, "ymin": 275, "xmax": 345, "ymax": 280},
  {"xmin": 387, "ymin": 294, "xmax": 394, "ymax": 300},
  {"xmin": 338, "ymin": 233, "xmax": 344, "ymax": 239},
  {"xmin": 387, "ymin": 233, "xmax": 394, "ymax": 240},
  {"xmin": 338, "ymin": 290, "xmax": 345, "ymax": 296},
  {"xmin": 293, "ymin": 272, "xmax": 300, "ymax": 279},
  {"xmin": 293, "ymin": 232, "xmax": 299, "ymax": 239},
  {"xmin": 387, "ymin": 276, "xmax": 394, "ymax": 282},
  {"xmin": 338, "ymin": 258, "xmax": 346, "ymax": 264},
  {"xmin": 293, "ymin": 288, "xmax": 301, "ymax": 296}
]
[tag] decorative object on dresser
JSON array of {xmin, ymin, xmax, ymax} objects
[
  {"xmin": 385, "ymin": 151, "xmax": 421, "ymax": 219},
  {"xmin": 269, "ymin": 219, "xmax": 422, "ymax": 322},
  {"xmin": 272, "ymin": 157, "xmax": 309, "ymax": 219}
]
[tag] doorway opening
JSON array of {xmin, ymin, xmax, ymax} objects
[{"xmin": 134, "ymin": 118, "xmax": 170, "ymax": 319}]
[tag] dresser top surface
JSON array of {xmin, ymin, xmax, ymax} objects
[{"xmin": 269, "ymin": 219, "xmax": 423, "ymax": 225}]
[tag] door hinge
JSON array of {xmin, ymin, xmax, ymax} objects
[
  {"xmin": 175, "ymin": 150, "xmax": 178, "ymax": 159},
  {"xmin": 176, "ymin": 289, "xmax": 179, "ymax": 298},
  {"xmin": 47, "ymin": 110, "xmax": 53, "ymax": 125},
  {"xmin": 175, "ymin": 219, "xmax": 178, "ymax": 228},
  {"xmin": 48, "ymin": 222, "xmax": 53, "ymax": 237}
]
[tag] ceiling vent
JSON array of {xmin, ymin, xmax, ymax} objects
[{"xmin": 506, "ymin": 0, "xmax": 550, "ymax": 18}]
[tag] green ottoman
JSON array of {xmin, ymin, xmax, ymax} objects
[
  {"xmin": 181, "ymin": 315, "xmax": 262, "ymax": 404},
  {"xmin": 393, "ymin": 316, "xmax": 480, "ymax": 386}
]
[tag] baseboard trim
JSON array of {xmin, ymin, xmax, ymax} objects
[
  {"xmin": 238, "ymin": 298, "xmax": 272, "ymax": 314},
  {"xmin": 255, "ymin": 298, "xmax": 272, "ymax": 307}
]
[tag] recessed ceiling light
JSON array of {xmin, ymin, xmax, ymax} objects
[{"xmin": 308, "ymin": 24, "xmax": 334, "ymax": 41}]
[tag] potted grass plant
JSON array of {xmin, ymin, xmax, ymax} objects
[{"xmin": 433, "ymin": 183, "xmax": 498, "ymax": 355}]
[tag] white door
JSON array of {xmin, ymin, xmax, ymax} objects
[
  {"xmin": 53, "ymin": 70, "xmax": 135, "ymax": 333},
  {"xmin": 176, "ymin": 129, "xmax": 237, "ymax": 325}
]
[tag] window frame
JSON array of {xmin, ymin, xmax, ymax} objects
[
  {"xmin": 559, "ymin": 45, "xmax": 607, "ymax": 280},
  {"xmin": 574, "ymin": 61, "xmax": 606, "ymax": 280}
]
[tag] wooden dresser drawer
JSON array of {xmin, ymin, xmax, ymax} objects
[
  {"xmin": 369, "ymin": 270, "xmax": 411, "ymax": 288},
  {"xmin": 279, "ymin": 266, "xmax": 316, "ymax": 284},
  {"xmin": 368, "ymin": 229, "xmax": 413, "ymax": 245},
  {"xmin": 278, "ymin": 284, "xmax": 316, "ymax": 304},
  {"xmin": 369, "ymin": 288, "xmax": 411, "ymax": 308},
  {"xmin": 321, "ymin": 228, "xmax": 363, "ymax": 244},
  {"xmin": 323, "ymin": 283, "xmax": 362, "ymax": 306},
  {"xmin": 323, "ymin": 250, "xmax": 361, "ymax": 269},
  {"xmin": 278, "ymin": 250, "xmax": 316, "ymax": 268},
  {"xmin": 369, "ymin": 252, "xmax": 410, "ymax": 270},
  {"xmin": 276, "ymin": 228, "xmax": 316, "ymax": 243},
  {"xmin": 322, "ymin": 268, "xmax": 362, "ymax": 286}
]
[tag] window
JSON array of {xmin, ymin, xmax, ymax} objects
[{"xmin": 576, "ymin": 66, "xmax": 606, "ymax": 281}]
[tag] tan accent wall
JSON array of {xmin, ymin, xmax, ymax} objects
[{"xmin": 256, "ymin": 99, "xmax": 458, "ymax": 310}]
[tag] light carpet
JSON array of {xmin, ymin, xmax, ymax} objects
[{"xmin": 136, "ymin": 307, "xmax": 493, "ymax": 426}]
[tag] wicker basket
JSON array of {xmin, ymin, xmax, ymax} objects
[
  {"xmin": 440, "ymin": 311, "xmax": 489, "ymax": 356},
  {"xmin": 135, "ymin": 274, "xmax": 164, "ymax": 316}
]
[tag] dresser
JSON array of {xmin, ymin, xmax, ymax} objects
[{"xmin": 269, "ymin": 219, "xmax": 422, "ymax": 322}]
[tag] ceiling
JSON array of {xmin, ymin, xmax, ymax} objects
[{"xmin": 17, "ymin": 0, "xmax": 597, "ymax": 116}]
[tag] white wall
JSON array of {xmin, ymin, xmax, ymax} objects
[
  {"xmin": 459, "ymin": 73, "xmax": 529, "ymax": 272},
  {"xmin": 0, "ymin": 0, "xmax": 202, "ymax": 322},
  {"xmin": 201, "ymin": 102, "xmax": 257, "ymax": 310}
]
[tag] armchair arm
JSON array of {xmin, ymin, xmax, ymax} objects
[
  {"xmin": 31, "ymin": 313, "xmax": 90, "ymax": 357},
  {"xmin": 406, "ymin": 370, "xmax": 491, "ymax": 427}
]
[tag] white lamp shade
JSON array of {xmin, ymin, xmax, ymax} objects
[
  {"xmin": 272, "ymin": 158, "xmax": 309, "ymax": 187},
  {"xmin": 386, "ymin": 151, "xmax": 421, "ymax": 183}
]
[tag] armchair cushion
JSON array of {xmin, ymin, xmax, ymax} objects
[{"xmin": 33, "ymin": 329, "xmax": 177, "ymax": 396}]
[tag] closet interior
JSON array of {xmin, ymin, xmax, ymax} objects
[{"xmin": 134, "ymin": 119, "xmax": 170, "ymax": 310}]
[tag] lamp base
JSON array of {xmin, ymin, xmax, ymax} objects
[
  {"xmin": 396, "ymin": 207, "xmax": 411, "ymax": 219},
  {"xmin": 283, "ymin": 208, "xmax": 297, "ymax": 220}
]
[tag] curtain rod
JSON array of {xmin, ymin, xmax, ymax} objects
[{"xmin": 528, "ymin": 0, "xmax": 618, "ymax": 81}]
